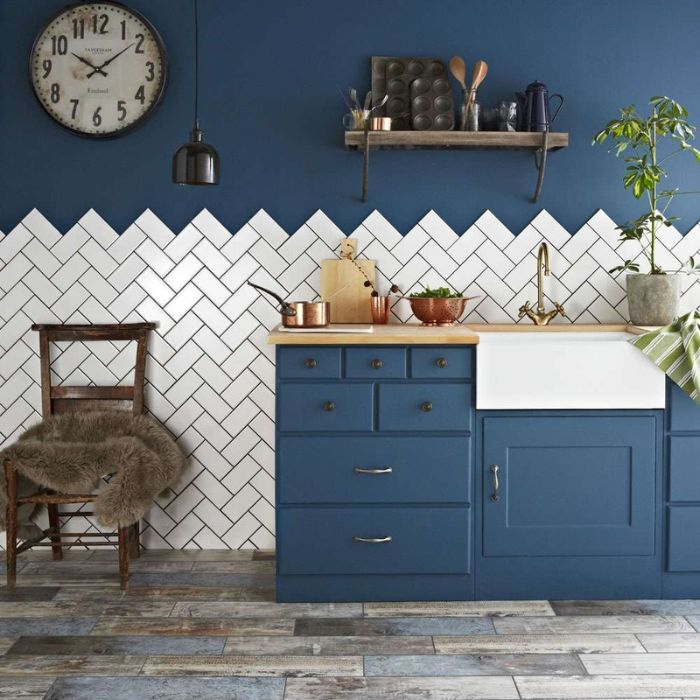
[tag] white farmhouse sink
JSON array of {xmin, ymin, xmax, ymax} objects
[{"xmin": 475, "ymin": 330, "xmax": 666, "ymax": 410}]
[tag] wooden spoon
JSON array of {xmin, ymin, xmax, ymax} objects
[
  {"xmin": 449, "ymin": 56, "xmax": 468, "ymax": 130},
  {"xmin": 464, "ymin": 60, "xmax": 489, "ymax": 125},
  {"xmin": 449, "ymin": 56, "xmax": 467, "ymax": 91}
]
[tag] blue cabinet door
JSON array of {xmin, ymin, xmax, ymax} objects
[
  {"xmin": 667, "ymin": 506, "xmax": 700, "ymax": 572},
  {"xmin": 482, "ymin": 415, "xmax": 657, "ymax": 556},
  {"xmin": 668, "ymin": 381, "xmax": 700, "ymax": 432}
]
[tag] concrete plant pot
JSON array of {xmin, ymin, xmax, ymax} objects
[{"xmin": 626, "ymin": 273, "xmax": 681, "ymax": 326}]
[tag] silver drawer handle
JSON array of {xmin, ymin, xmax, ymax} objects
[
  {"xmin": 490, "ymin": 464, "xmax": 500, "ymax": 502},
  {"xmin": 353, "ymin": 467, "xmax": 393, "ymax": 475},
  {"xmin": 353, "ymin": 535, "xmax": 392, "ymax": 544}
]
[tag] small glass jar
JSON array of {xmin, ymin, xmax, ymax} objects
[
  {"xmin": 497, "ymin": 101, "xmax": 518, "ymax": 132},
  {"xmin": 462, "ymin": 100, "xmax": 480, "ymax": 132}
]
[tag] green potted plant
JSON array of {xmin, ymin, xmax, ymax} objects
[{"xmin": 594, "ymin": 96, "xmax": 700, "ymax": 325}]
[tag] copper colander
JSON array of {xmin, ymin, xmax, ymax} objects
[{"xmin": 406, "ymin": 297, "xmax": 476, "ymax": 326}]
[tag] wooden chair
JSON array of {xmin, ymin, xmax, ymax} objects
[{"xmin": 4, "ymin": 323, "xmax": 155, "ymax": 590}]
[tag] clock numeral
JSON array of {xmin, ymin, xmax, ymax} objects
[
  {"xmin": 51, "ymin": 35, "xmax": 68, "ymax": 56},
  {"xmin": 145, "ymin": 61, "xmax": 155, "ymax": 82},
  {"xmin": 72, "ymin": 18, "xmax": 85, "ymax": 39},
  {"xmin": 42, "ymin": 59, "xmax": 52, "ymax": 79},
  {"xmin": 117, "ymin": 100, "xmax": 127, "ymax": 122},
  {"xmin": 135, "ymin": 85, "xmax": 145, "ymax": 105},
  {"xmin": 50, "ymin": 83, "xmax": 60, "ymax": 104},
  {"xmin": 70, "ymin": 99, "xmax": 79, "ymax": 120},
  {"xmin": 135, "ymin": 33, "xmax": 145, "ymax": 54},
  {"xmin": 92, "ymin": 106, "xmax": 102, "ymax": 127},
  {"xmin": 120, "ymin": 20, "xmax": 127, "ymax": 40},
  {"xmin": 92, "ymin": 13, "xmax": 109, "ymax": 35}
]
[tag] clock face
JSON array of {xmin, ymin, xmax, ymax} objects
[{"xmin": 30, "ymin": 2, "xmax": 167, "ymax": 137}]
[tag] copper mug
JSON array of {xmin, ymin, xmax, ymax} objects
[
  {"xmin": 371, "ymin": 296, "xmax": 390, "ymax": 324},
  {"xmin": 370, "ymin": 117, "xmax": 392, "ymax": 131}
]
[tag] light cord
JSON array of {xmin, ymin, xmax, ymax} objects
[{"xmin": 194, "ymin": 0, "xmax": 199, "ymax": 129}]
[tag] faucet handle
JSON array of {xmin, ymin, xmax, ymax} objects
[
  {"xmin": 554, "ymin": 302, "xmax": 569, "ymax": 320},
  {"xmin": 518, "ymin": 302, "xmax": 532, "ymax": 319}
]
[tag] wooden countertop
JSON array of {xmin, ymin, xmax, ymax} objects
[
  {"xmin": 268, "ymin": 324, "xmax": 480, "ymax": 345},
  {"xmin": 267, "ymin": 323, "xmax": 647, "ymax": 345}
]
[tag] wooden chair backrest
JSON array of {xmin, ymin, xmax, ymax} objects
[{"xmin": 32, "ymin": 323, "xmax": 155, "ymax": 418}]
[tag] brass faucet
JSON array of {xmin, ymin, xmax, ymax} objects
[{"xmin": 518, "ymin": 242, "xmax": 568, "ymax": 326}]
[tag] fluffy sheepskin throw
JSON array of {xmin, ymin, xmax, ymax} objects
[{"xmin": 0, "ymin": 411, "xmax": 186, "ymax": 532}]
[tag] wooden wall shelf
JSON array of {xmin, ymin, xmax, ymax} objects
[
  {"xmin": 344, "ymin": 130, "xmax": 569, "ymax": 202},
  {"xmin": 344, "ymin": 130, "xmax": 569, "ymax": 150}
]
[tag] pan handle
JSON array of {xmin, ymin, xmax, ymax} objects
[{"xmin": 247, "ymin": 281, "xmax": 297, "ymax": 317}]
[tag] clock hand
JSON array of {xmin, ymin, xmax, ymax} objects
[
  {"xmin": 87, "ymin": 43, "xmax": 135, "ymax": 78},
  {"xmin": 71, "ymin": 52, "xmax": 108, "ymax": 77}
]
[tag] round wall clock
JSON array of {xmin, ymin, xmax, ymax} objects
[{"xmin": 29, "ymin": 1, "xmax": 168, "ymax": 137}]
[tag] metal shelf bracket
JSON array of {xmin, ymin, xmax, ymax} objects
[{"xmin": 531, "ymin": 130, "xmax": 550, "ymax": 203}]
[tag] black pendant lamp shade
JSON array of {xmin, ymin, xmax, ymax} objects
[{"xmin": 173, "ymin": 0, "xmax": 219, "ymax": 185}]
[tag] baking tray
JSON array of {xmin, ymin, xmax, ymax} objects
[
  {"xmin": 410, "ymin": 75, "xmax": 454, "ymax": 131},
  {"xmin": 371, "ymin": 56, "xmax": 453, "ymax": 131}
]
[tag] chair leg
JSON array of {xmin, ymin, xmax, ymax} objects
[
  {"xmin": 47, "ymin": 504, "xmax": 63, "ymax": 561},
  {"xmin": 118, "ymin": 526, "xmax": 129, "ymax": 590},
  {"xmin": 4, "ymin": 461, "xmax": 18, "ymax": 590},
  {"xmin": 128, "ymin": 520, "xmax": 140, "ymax": 559}
]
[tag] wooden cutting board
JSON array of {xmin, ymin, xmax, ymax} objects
[{"xmin": 320, "ymin": 240, "xmax": 375, "ymax": 323}]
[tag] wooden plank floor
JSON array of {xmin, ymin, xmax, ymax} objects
[{"xmin": 1, "ymin": 550, "xmax": 700, "ymax": 699}]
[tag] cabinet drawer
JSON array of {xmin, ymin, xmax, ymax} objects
[
  {"xmin": 345, "ymin": 348, "xmax": 406, "ymax": 379},
  {"xmin": 278, "ymin": 383, "xmax": 372, "ymax": 432},
  {"xmin": 669, "ymin": 436, "xmax": 700, "ymax": 502},
  {"xmin": 411, "ymin": 348, "xmax": 473, "ymax": 379},
  {"xmin": 668, "ymin": 381, "xmax": 700, "ymax": 432},
  {"xmin": 668, "ymin": 506, "xmax": 700, "ymax": 571},
  {"xmin": 277, "ymin": 347, "xmax": 341, "ymax": 379},
  {"xmin": 278, "ymin": 507, "xmax": 470, "ymax": 575},
  {"xmin": 279, "ymin": 436, "xmax": 471, "ymax": 504},
  {"xmin": 378, "ymin": 383, "xmax": 472, "ymax": 432}
]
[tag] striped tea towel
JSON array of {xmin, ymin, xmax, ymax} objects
[{"xmin": 631, "ymin": 311, "xmax": 700, "ymax": 404}]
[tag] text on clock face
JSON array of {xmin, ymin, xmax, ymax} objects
[{"xmin": 31, "ymin": 3, "xmax": 166, "ymax": 136}]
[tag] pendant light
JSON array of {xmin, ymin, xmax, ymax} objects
[{"xmin": 172, "ymin": 0, "xmax": 220, "ymax": 185}]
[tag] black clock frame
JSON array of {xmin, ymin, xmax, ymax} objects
[{"xmin": 28, "ymin": 0, "xmax": 169, "ymax": 139}]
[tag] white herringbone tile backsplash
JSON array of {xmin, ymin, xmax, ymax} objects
[{"xmin": 1, "ymin": 206, "xmax": 700, "ymax": 549}]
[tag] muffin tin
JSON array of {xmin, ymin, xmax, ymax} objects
[{"xmin": 372, "ymin": 56, "xmax": 454, "ymax": 131}]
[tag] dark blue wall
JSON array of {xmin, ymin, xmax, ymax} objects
[{"xmin": 2, "ymin": 0, "xmax": 700, "ymax": 235}]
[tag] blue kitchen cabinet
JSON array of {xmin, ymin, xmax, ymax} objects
[
  {"xmin": 664, "ymin": 382, "xmax": 700, "ymax": 596},
  {"xmin": 477, "ymin": 411, "xmax": 663, "ymax": 600},
  {"xmin": 274, "ymin": 341, "xmax": 699, "ymax": 601},
  {"xmin": 275, "ymin": 344, "xmax": 475, "ymax": 602}
]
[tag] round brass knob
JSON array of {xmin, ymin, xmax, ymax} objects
[
  {"xmin": 304, "ymin": 358, "xmax": 317, "ymax": 369},
  {"xmin": 371, "ymin": 358, "xmax": 383, "ymax": 369},
  {"xmin": 421, "ymin": 401, "xmax": 433, "ymax": 413},
  {"xmin": 323, "ymin": 401, "xmax": 335, "ymax": 412},
  {"xmin": 436, "ymin": 357, "xmax": 448, "ymax": 368}
]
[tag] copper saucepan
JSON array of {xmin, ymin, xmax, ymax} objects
[{"xmin": 247, "ymin": 281, "xmax": 330, "ymax": 328}]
